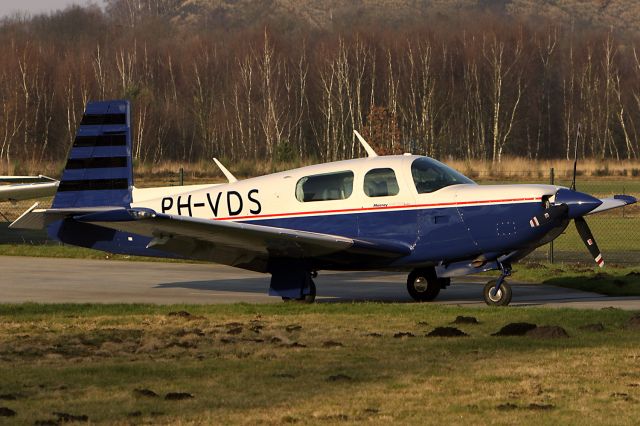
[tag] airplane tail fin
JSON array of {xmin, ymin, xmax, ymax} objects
[{"xmin": 52, "ymin": 100, "xmax": 133, "ymax": 208}]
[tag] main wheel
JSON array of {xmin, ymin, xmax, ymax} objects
[
  {"xmin": 282, "ymin": 279, "xmax": 316, "ymax": 304},
  {"xmin": 483, "ymin": 280, "xmax": 512, "ymax": 306},
  {"xmin": 407, "ymin": 269, "xmax": 440, "ymax": 302}
]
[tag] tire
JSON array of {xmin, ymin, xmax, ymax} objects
[
  {"xmin": 407, "ymin": 269, "xmax": 440, "ymax": 302},
  {"xmin": 483, "ymin": 280, "xmax": 512, "ymax": 306},
  {"xmin": 282, "ymin": 279, "xmax": 316, "ymax": 304}
]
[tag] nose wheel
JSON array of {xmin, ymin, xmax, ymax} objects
[{"xmin": 483, "ymin": 280, "xmax": 512, "ymax": 306}]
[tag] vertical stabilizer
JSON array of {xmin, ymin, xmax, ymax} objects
[{"xmin": 52, "ymin": 100, "xmax": 133, "ymax": 208}]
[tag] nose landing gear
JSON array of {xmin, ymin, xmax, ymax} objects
[{"xmin": 483, "ymin": 262, "xmax": 512, "ymax": 306}]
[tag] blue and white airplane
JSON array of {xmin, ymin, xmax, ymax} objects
[{"xmin": 11, "ymin": 100, "xmax": 637, "ymax": 305}]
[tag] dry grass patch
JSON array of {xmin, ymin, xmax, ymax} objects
[{"xmin": 0, "ymin": 304, "xmax": 639, "ymax": 424}]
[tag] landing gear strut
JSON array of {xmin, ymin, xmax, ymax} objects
[
  {"xmin": 407, "ymin": 268, "xmax": 446, "ymax": 302},
  {"xmin": 270, "ymin": 266, "xmax": 317, "ymax": 303},
  {"xmin": 483, "ymin": 262, "xmax": 512, "ymax": 306},
  {"xmin": 282, "ymin": 277, "xmax": 316, "ymax": 303}
]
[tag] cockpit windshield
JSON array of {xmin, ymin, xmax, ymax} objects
[{"xmin": 411, "ymin": 157, "xmax": 475, "ymax": 194}]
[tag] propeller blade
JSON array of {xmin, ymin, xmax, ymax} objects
[
  {"xmin": 529, "ymin": 204, "xmax": 568, "ymax": 228},
  {"xmin": 574, "ymin": 216, "xmax": 604, "ymax": 267}
]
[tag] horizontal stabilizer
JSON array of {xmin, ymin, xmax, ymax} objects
[{"xmin": 9, "ymin": 204, "xmax": 127, "ymax": 230}]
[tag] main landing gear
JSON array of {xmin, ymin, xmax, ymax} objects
[
  {"xmin": 407, "ymin": 268, "xmax": 450, "ymax": 302},
  {"xmin": 270, "ymin": 266, "xmax": 317, "ymax": 304},
  {"xmin": 483, "ymin": 262, "xmax": 512, "ymax": 306},
  {"xmin": 282, "ymin": 272, "xmax": 317, "ymax": 303}
]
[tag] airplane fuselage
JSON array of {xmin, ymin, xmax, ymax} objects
[{"xmin": 128, "ymin": 155, "xmax": 563, "ymax": 270}]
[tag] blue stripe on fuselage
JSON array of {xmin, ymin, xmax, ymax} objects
[
  {"xmin": 49, "ymin": 201, "xmax": 554, "ymax": 269},
  {"xmin": 244, "ymin": 201, "xmax": 549, "ymax": 265}
]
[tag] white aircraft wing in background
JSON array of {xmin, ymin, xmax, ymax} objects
[{"xmin": 0, "ymin": 176, "xmax": 59, "ymax": 202}]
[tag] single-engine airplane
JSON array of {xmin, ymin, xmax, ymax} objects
[{"xmin": 10, "ymin": 100, "xmax": 637, "ymax": 305}]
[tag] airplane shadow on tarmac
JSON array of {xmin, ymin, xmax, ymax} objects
[
  {"xmin": 154, "ymin": 275, "xmax": 415, "ymax": 303},
  {"xmin": 153, "ymin": 275, "xmax": 640, "ymax": 307}
]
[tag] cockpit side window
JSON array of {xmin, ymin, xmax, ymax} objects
[
  {"xmin": 296, "ymin": 171, "xmax": 354, "ymax": 202},
  {"xmin": 411, "ymin": 157, "xmax": 475, "ymax": 194},
  {"xmin": 364, "ymin": 168, "xmax": 399, "ymax": 197}
]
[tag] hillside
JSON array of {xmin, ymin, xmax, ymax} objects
[{"xmin": 168, "ymin": 0, "xmax": 640, "ymax": 32}]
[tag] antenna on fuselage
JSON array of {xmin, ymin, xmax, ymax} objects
[
  {"xmin": 570, "ymin": 124, "xmax": 580, "ymax": 191},
  {"xmin": 213, "ymin": 158, "xmax": 238, "ymax": 183},
  {"xmin": 353, "ymin": 130, "xmax": 378, "ymax": 158}
]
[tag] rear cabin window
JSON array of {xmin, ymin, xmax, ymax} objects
[
  {"xmin": 364, "ymin": 168, "xmax": 399, "ymax": 197},
  {"xmin": 296, "ymin": 171, "xmax": 354, "ymax": 202},
  {"xmin": 411, "ymin": 157, "xmax": 475, "ymax": 193}
]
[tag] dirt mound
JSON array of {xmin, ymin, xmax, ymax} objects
[
  {"xmin": 0, "ymin": 394, "xmax": 20, "ymax": 401},
  {"xmin": 322, "ymin": 341, "xmax": 344, "ymax": 348},
  {"xmin": 526, "ymin": 326, "xmax": 569, "ymax": 339},
  {"xmin": 579, "ymin": 323, "xmax": 605, "ymax": 332},
  {"xmin": 527, "ymin": 403, "xmax": 555, "ymax": 410},
  {"xmin": 165, "ymin": 392, "xmax": 193, "ymax": 400},
  {"xmin": 327, "ymin": 374, "xmax": 352, "ymax": 382},
  {"xmin": 496, "ymin": 403, "xmax": 518, "ymax": 411},
  {"xmin": 54, "ymin": 412, "xmax": 89, "ymax": 422},
  {"xmin": 427, "ymin": 327, "xmax": 469, "ymax": 337},
  {"xmin": 627, "ymin": 314, "xmax": 640, "ymax": 329},
  {"xmin": 452, "ymin": 316, "xmax": 478, "ymax": 324},
  {"xmin": 492, "ymin": 323, "xmax": 537, "ymax": 336},
  {"xmin": 134, "ymin": 388, "xmax": 158, "ymax": 398},
  {"xmin": 0, "ymin": 407, "xmax": 16, "ymax": 417}
]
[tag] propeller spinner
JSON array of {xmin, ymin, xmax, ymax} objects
[{"xmin": 529, "ymin": 189, "xmax": 605, "ymax": 267}]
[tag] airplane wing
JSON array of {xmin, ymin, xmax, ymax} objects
[
  {"xmin": 587, "ymin": 195, "xmax": 636, "ymax": 215},
  {"xmin": 11, "ymin": 206, "xmax": 411, "ymax": 271},
  {"xmin": 0, "ymin": 181, "xmax": 59, "ymax": 202},
  {"xmin": 0, "ymin": 175, "xmax": 57, "ymax": 183}
]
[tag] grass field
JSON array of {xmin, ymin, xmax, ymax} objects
[{"xmin": 1, "ymin": 304, "xmax": 640, "ymax": 425}]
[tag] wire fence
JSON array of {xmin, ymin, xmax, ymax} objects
[{"xmin": 0, "ymin": 169, "xmax": 638, "ymax": 265}]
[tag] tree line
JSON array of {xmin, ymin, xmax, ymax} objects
[{"xmin": 1, "ymin": 1, "xmax": 640, "ymax": 171}]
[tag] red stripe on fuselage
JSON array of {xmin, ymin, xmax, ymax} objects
[{"xmin": 211, "ymin": 196, "xmax": 542, "ymax": 221}]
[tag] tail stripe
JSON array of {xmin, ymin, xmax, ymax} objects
[
  {"xmin": 58, "ymin": 178, "xmax": 129, "ymax": 192},
  {"xmin": 73, "ymin": 134, "xmax": 127, "ymax": 147},
  {"xmin": 65, "ymin": 157, "xmax": 128, "ymax": 169},
  {"xmin": 80, "ymin": 113, "xmax": 127, "ymax": 126}
]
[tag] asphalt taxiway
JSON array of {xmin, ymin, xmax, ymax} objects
[{"xmin": 1, "ymin": 256, "xmax": 638, "ymax": 309}]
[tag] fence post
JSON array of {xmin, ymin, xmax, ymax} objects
[
  {"xmin": 548, "ymin": 167, "xmax": 554, "ymax": 264},
  {"xmin": 179, "ymin": 167, "xmax": 184, "ymax": 186}
]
